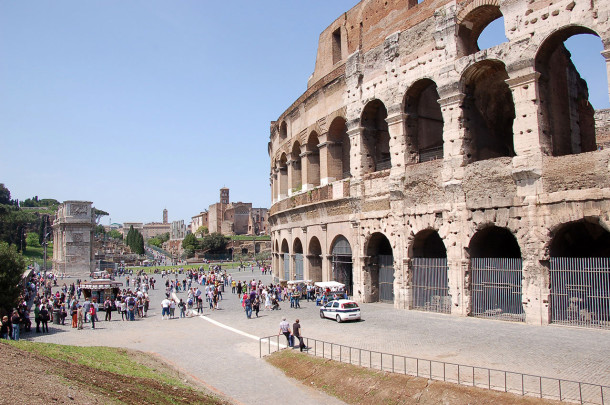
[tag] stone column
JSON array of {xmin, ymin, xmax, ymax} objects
[
  {"xmin": 346, "ymin": 119, "xmax": 367, "ymax": 178},
  {"xmin": 300, "ymin": 150, "xmax": 312, "ymax": 191},
  {"xmin": 506, "ymin": 71, "xmax": 547, "ymax": 156},
  {"xmin": 278, "ymin": 165, "xmax": 288, "ymax": 200},
  {"xmin": 385, "ymin": 108, "xmax": 408, "ymax": 175},
  {"xmin": 437, "ymin": 92, "xmax": 466, "ymax": 185},
  {"xmin": 317, "ymin": 131, "xmax": 337, "ymax": 186},
  {"xmin": 506, "ymin": 71, "xmax": 544, "ymax": 199},
  {"xmin": 287, "ymin": 159, "xmax": 295, "ymax": 196}
]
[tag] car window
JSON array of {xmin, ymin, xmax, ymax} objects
[
  {"xmin": 332, "ymin": 301, "xmax": 340, "ymax": 308},
  {"xmin": 343, "ymin": 302, "xmax": 359, "ymax": 309}
]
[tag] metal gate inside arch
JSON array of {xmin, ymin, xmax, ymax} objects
[
  {"xmin": 331, "ymin": 237, "xmax": 353, "ymax": 296},
  {"xmin": 294, "ymin": 253, "xmax": 303, "ymax": 280},
  {"xmin": 283, "ymin": 253, "xmax": 290, "ymax": 281},
  {"xmin": 379, "ymin": 255, "xmax": 394, "ymax": 302}
]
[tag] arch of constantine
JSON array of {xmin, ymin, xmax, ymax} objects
[{"xmin": 268, "ymin": 0, "xmax": 610, "ymax": 327}]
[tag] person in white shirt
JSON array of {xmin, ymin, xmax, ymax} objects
[{"xmin": 161, "ymin": 298, "xmax": 171, "ymax": 320}]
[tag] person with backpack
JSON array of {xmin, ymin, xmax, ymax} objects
[
  {"xmin": 104, "ymin": 298, "xmax": 112, "ymax": 321},
  {"xmin": 39, "ymin": 305, "xmax": 49, "ymax": 333}
]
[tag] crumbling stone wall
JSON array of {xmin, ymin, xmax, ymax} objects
[{"xmin": 268, "ymin": 0, "xmax": 610, "ymax": 326}]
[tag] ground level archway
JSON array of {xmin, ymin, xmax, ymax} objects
[
  {"xmin": 410, "ymin": 230, "xmax": 450, "ymax": 313},
  {"xmin": 468, "ymin": 226, "xmax": 524, "ymax": 322},
  {"xmin": 549, "ymin": 220, "xmax": 610, "ymax": 329},
  {"xmin": 366, "ymin": 233, "xmax": 394, "ymax": 303},
  {"xmin": 331, "ymin": 235, "xmax": 353, "ymax": 296}
]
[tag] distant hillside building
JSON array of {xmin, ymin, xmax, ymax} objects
[{"xmin": 196, "ymin": 188, "xmax": 269, "ymax": 236}]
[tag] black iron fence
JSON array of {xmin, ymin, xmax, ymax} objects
[{"xmin": 259, "ymin": 335, "xmax": 608, "ymax": 404}]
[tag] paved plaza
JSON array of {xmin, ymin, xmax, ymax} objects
[{"xmin": 27, "ymin": 266, "xmax": 610, "ymax": 403}]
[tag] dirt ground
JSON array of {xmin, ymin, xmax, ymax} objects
[
  {"xmin": 267, "ymin": 350, "xmax": 563, "ymax": 405},
  {"xmin": 0, "ymin": 342, "xmax": 230, "ymax": 405}
]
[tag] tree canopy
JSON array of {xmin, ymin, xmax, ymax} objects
[
  {"xmin": 0, "ymin": 242, "xmax": 25, "ymax": 316},
  {"xmin": 201, "ymin": 233, "xmax": 229, "ymax": 254}
]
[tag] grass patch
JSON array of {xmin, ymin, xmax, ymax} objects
[
  {"xmin": 228, "ymin": 235, "xmax": 270, "ymax": 241},
  {"xmin": 10, "ymin": 341, "xmax": 184, "ymax": 387},
  {"xmin": 22, "ymin": 243, "xmax": 53, "ymax": 265},
  {"xmin": 4, "ymin": 341, "xmax": 229, "ymax": 405},
  {"xmin": 127, "ymin": 262, "xmax": 245, "ymax": 273}
]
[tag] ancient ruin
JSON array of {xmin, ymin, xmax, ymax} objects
[
  {"xmin": 52, "ymin": 201, "xmax": 95, "ymax": 278},
  {"xmin": 268, "ymin": 0, "xmax": 610, "ymax": 327}
]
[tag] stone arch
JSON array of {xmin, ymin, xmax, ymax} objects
[
  {"xmin": 308, "ymin": 236, "xmax": 323, "ymax": 282},
  {"xmin": 306, "ymin": 132, "xmax": 321, "ymax": 187},
  {"xmin": 410, "ymin": 229, "xmax": 447, "ymax": 258},
  {"xmin": 281, "ymin": 238, "xmax": 290, "ymax": 281},
  {"xmin": 468, "ymin": 225, "xmax": 521, "ymax": 258},
  {"xmin": 364, "ymin": 232, "xmax": 394, "ymax": 303},
  {"xmin": 330, "ymin": 234, "xmax": 353, "ymax": 296},
  {"xmin": 279, "ymin": 121, "xmax": 288, "ymax": 141},
  {"xmin": 328, "ymin": 116, "xmax": 350, "ymax": 180},
  {"xmin": 461, "ymin": 60, "xmax": 516, "ymax": 163},
  {"xmin": 549, "ymin": 218, "xmax": 610, "ymax": 258},
  {"xmin": 456, "ymin": 0, "xmax": 504, "ymax": 57},
  {"xmin": 293, "ymin": 237, "xmax": 304, "ymax": 280},
  {"xmin": 361, "ymin": 99, "xmax": 390, "ymax": 173},
  {"xmin": 404, "ymin": 79, "xmax": 444, "ymax": 163},
  {"xmin": 535, "ymin": 26, "xmax": 603, "ymax": 156},
  {"xmin": 278, "ymin": 153, "xmax": 288, "ymax": 199},
  {"xmin": 290, "ymin": 141, "xmax": 302, "ymax": 191}
]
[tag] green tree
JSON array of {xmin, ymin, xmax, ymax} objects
[
  {"xmin": 95, "ymin": 224, "xmax": 106, "ymax": 236},
  {"xmin": 182, "ymin": 233, "xmax": 200, "ymax": 251},
  {"xmin": 93, "ymin": 208, "xmax": 109, "ymax": 224},
  {"xmin": 134, "ymin": 232, "xmax": 144, "ymax": 254},
  {"xmin": 0, "ymin": 184, "xmax": 12, "ymax": 205},
  {"xmin": 158, "ymin": 232, "xmax": 170, "ymax": 243},
  {"xmin": 148, "ymin": 237, "xmax": 162, "ymax": 248},
  {"xmin": 108, "ymin": 230, "xmax": 123, "ymax": 240},
  {"xmin": 26, "ymin": 232, "xmax": 40, "ymax": 248},
  {"xmin": 201, "ymin": 233, "xmax": 228, "ymax": 253},
  {"xmin": 196, "ymin": 226, "xmax": 209, "ymax": 236},
  {"xmin": 0, "ymin": 242, "xmax": 25, "ymax": 316}
]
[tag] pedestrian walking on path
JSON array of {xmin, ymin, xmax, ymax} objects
[
  {"xmin": 279, "ymin": 317, "xmax": 291, "ymax": 347},
  {"xmin": 293, "ymin": 319, "xmax": 305, "ymax": 352}
]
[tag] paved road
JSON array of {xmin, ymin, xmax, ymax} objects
[{"xmin": 27, "ymin": 267, "xmax": 610, "ymax": 403}]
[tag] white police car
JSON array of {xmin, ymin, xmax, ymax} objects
[{"xmin": 319, "ymin": 299, "xmax": 361, "ymax": 323}]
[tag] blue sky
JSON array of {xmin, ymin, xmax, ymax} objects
[{"xmin": 1, "ymin": 2, "xmax": 608, "ymax": 226}]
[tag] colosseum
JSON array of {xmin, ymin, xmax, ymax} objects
[{"xmin": 268, "ymin": 0, "xmax": 610, "ymax": 328}]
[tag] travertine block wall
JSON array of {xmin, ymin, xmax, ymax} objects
[{"xmin": 268, "ymin": 0, "xmax": 610, "ymax": 325}]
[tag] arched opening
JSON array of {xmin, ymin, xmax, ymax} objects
[
  {"xmin": 549, "ymin": 219, "xmax": 610, "ymax": 329},
  {"xmin": 366, "ymin": 232, "xmax": 394, "ymax": 303},
  {"xmin": 279, "ymin": 121, "xmax": 288, "ymax": 141},
  {"xmin": 278, "ymin": 153, "xmax": 288, "ymax": 199},
  {"xmin": 328, "ymin": 117, "xmax": 351, "ymax": 180},
  {"xmin": 361, "ymin": 100, "xmax": 391, "ymax": 172},
  {"xmin": 290, "ymin": 142, "xmax": 302, "ymax": 192},
  {"xmin": 331, "ymin": 235, "xmax": 353, "ymax": 296},
  {"xmin": 293, "ymin": 238, "xmax": 304, "ymax": 280},
  {"xmin": 255, "ymin": 242, "xmax": 261, "ymax": 254},
  {"xmin": 404, "ymin": 79, "xmax": 444, "ymax": 163},
  {"xmin": 410, "ymin": 230, "xmax": 450, "ymax": 313},
  {"xmin": 241, "ymin": 248, "xmax": 248, "ymax": 255},
  {"xmin": 281, "ymin": 239, "xmax": 290, "ymax": 281},
  {"xmin": 308, "ymin": 236, "xmax": 323, "ymax": 282},
  {"xmin": 306, "ymin": 132, "xmax": 321, "ymax": 187},
  {"xmin": 462, "ymin": 60, "xmax": 516, "ymax": 162},
  {"xmin": 536, "ymin": 28, "xmax": 604, "ymax": 156},
  {"xmin": 457, "ymin": 5, "xmax": 506, "ymax": 57},
  {"xmin": 468, "ymin": 226, "xmax": 524, "ymax": 322}
]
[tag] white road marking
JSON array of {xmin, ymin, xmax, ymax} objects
[{"xmin": 198, "ymin": 315, "xmax": 286, "ymax": 348}]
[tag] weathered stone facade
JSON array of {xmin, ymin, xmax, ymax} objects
[
  {"xmin": 268, "ymin": 0, "xmax": 610, "ymax": 326},
  {"xmin": 52, "ymin": 201, "xmax": 95, "ymax": 277}
]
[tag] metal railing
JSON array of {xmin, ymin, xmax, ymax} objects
[{"xmin": 259, "ymin": 335, "xmax": 609, "ymax": 404}]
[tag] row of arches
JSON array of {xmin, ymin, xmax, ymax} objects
[
  {"xmin": 273, "ymin": 219, "xmax": 610, "ymax": 328},
  {"xmin": 272, "ymin": 23, "xmax": 608, "ymax": 201}
]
